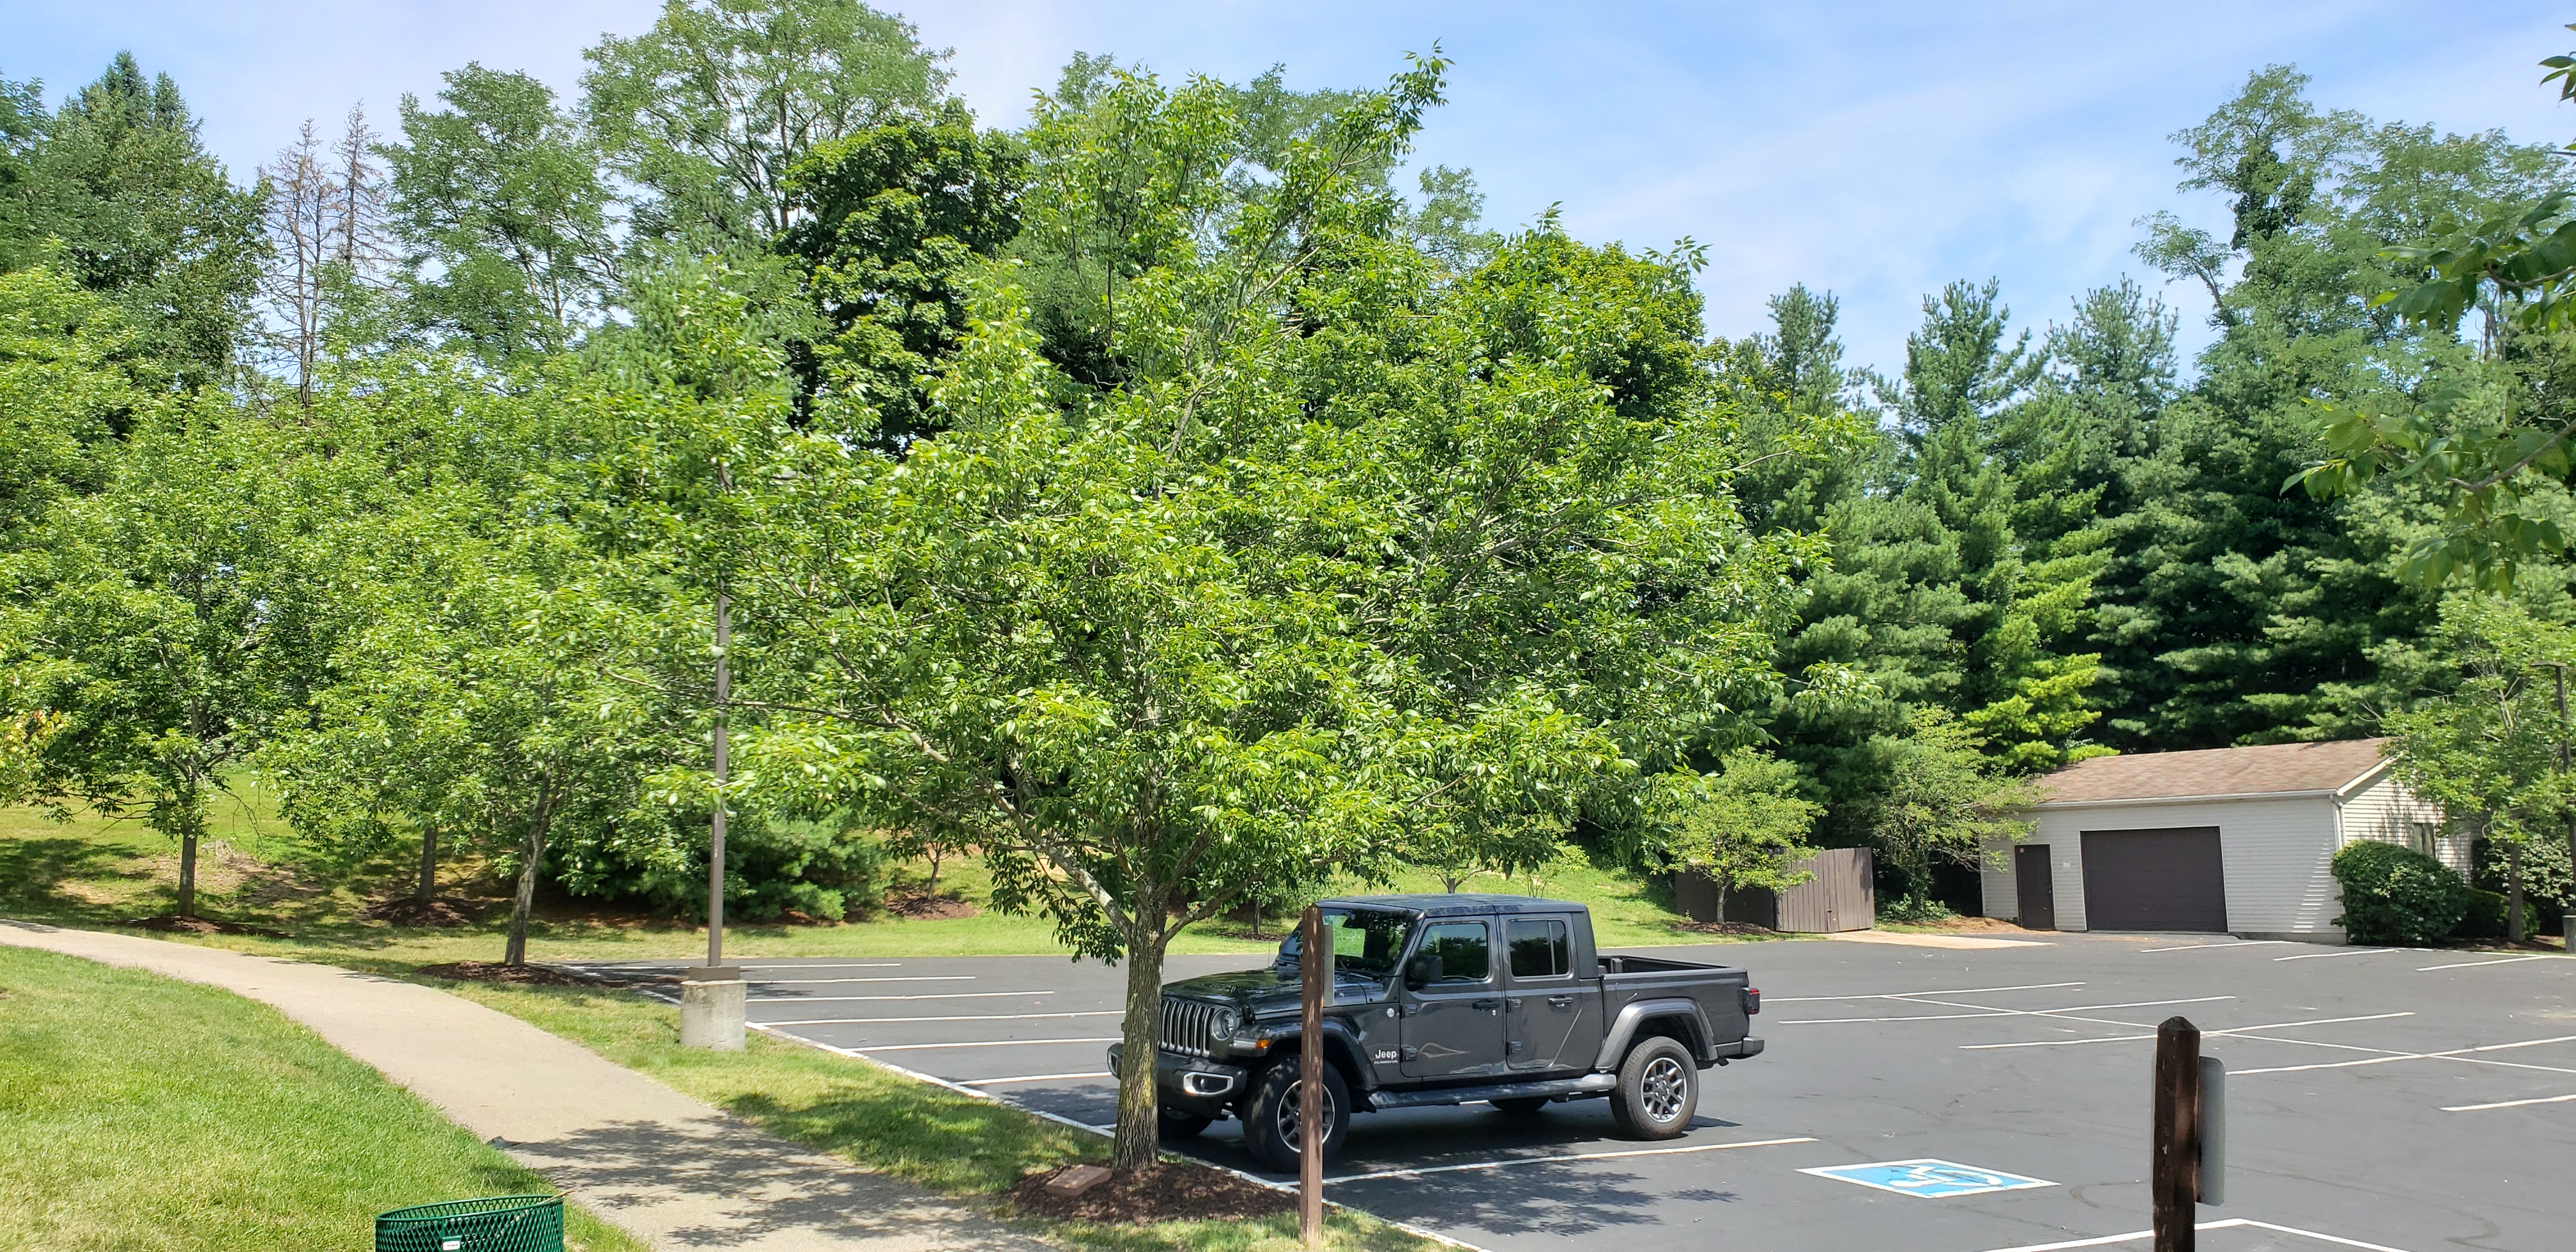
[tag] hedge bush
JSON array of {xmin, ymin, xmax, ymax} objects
[
  {"xmin": 2458, "ymin": 889, "xmax": 2510, "ymax": 940},
  {"xmin": 2332, "ymin": 840, "xmax": 2470, "ymax": 945}
]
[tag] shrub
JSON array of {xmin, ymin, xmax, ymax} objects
[
  {"xmin": 2458, "ymin": 889, "xmax": 2510, "ymax": 940},
  {"xmin": 1880, "ymin": 892, "xmax": 1958, "ymax": 924},
  {"xmin": 2332, "ymin": 840, "xmax": 2470, "ymax": 945}
]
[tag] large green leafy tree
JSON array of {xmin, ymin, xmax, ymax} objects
[
  {"xmin": 4, "ymin": 55, "xmax": 265, "ymax": 388},
  {"xmin": 776, "ymin": 101, "xmax": 1022, "ymax": 445},
  {"xmin": 581, "ymin": 0, "xmax": 948, "ymax": 248},
  {"xmin": 382, "ymin": 65, "xmax": 618, "ymax": 365},
  {"xmin": 2108, "ymin": 66, "xmax": 2550, "ymax": 747},
  {"xmin": 2381, "ymin": 596, "xmax": 2576, "ymax": 941},
  {"xmin": 6, "ymin": 409, "xmax": 344, "ymax": 918},
  {"xmin": 2299, "ymin": 28, "xmax": 2576, "ymax": 590},
  {"xmin": 687, "ymin": 57, "xmax": 1809, "ymax": 1173}
]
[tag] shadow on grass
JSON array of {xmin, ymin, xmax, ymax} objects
[{"xmin": 0, "ymin": 837, "xmax": 138, "ymax": 922}]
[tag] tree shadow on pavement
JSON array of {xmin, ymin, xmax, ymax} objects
[{"xmin": 509, "ymin": 1115, "xmax": 1041, "ymax": 1251}]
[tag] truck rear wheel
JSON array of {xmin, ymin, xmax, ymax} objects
[
  {"xmin": 1242, "ymin": 1059, "xmax": 1351, "ymax": 1172},
  {"xmin": 1608, "ymin": 1037, "xmax": 1698, "ymax": 1139}
]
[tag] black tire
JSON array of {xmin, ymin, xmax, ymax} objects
[
  {"xmin": 1490, "ymin": 1096, "xmax": 1551, "ymax": 1115},
  {"xmin": 1241, "ymin": 1059, "xmax": 1351, "ymax": 1172},
  {"xmin": 1607, "ymin": 1036, "xmax": 1698, "ymax": 1140},
  {"xmin": 1160, "ymin": 1108, "xmax": 1213, "ymax": 1139}
]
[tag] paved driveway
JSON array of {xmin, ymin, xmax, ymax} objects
[{"xmin": 578, "ymin": 935, "xmax": 2575, "ymax": 1252}]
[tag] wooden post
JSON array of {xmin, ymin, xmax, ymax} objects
[
  {"xmin": 2152, "ymin": 1016, "xmax": 2202, "ymax": 1252},
  {"xmin": 1300, "ymin": 905, "xmax": 1327, "ymax": 1248}
]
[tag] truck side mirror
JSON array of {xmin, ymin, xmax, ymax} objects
[
  {"xmin": 1271, "ymin": 934, "xmax": 1300, "ymax": 974},
  {"xmin": 1405, "ymin": 953, "xmax": 1443, "ymax": 990}
]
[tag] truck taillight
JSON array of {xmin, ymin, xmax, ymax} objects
[{"xmin": 1743, "ymin": 987, "xmax": 1761, "ymax": 1015}]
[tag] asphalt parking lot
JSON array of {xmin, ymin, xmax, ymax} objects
[{"xmin": 579, "ymin": 934, "xmax": 2575, "ymax": 1252}]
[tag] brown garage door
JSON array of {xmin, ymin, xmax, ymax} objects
[{"xmin": 2081, "ymin": 827, "xmax": 2227, "ymax": 932}]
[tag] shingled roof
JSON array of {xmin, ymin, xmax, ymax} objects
[{"xmin": 2035, "ymin": 738, "xmax": 2393, "ymax": 807}]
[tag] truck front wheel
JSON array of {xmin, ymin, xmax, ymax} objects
[
  {"xmin": 1242, "ymin": 1058, "xmax": 1351, "ymax": 1172},
  {"xmin": 1608, "ymin": 1037, "xmax": 1698, "ymax": 1139}
]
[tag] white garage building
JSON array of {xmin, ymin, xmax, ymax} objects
[{"xmin": 1982, "ymin": 738, "xmax": 2460, "ymax": 942}]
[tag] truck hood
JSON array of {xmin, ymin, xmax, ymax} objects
[{"xmin": 1164, "ymin": 967, "xmax": 1384, "ymax": 1017}]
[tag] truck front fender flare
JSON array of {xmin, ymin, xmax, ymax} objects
[{"xmin": 1594, "ymin": 997, "xmax": 1713, "ymax": 1071}]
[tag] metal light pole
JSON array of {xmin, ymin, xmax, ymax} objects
[
  {"xmin": 681, "ymin": 467, "xmax": 745, "ymax": 1050},
  {"xmin": 2552, "ymin": 662, "xmax": 2574, "ymax": 952},
  {"xmin": 709, "ymin": 577, "xmax": 730, "ymax": 969}
]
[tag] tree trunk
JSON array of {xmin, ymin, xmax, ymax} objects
[
  {"xmin": 177, "ymin": 830, "xmax": 199, "ymax": 919},
  {"xmin": 415, "ymin": 825, "xmax": 439, "ymax": 901},
  {"xmin": 2508, "ymin": 843, "xmax": 2526, "ymax": 943},
  {"xmin": 1112, "ymin": 922, "xmax": 1169, "ymax": 1173},
  {"xmin": 926, "ymin": 845, "xmax": 943, "ymax": 899},
  {"xmin": 503, "ymin": 788, "xmax": 556, "ymax": 967}
]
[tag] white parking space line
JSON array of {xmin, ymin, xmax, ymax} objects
[
  {"xmin": 2230, "ymin": 1034, "xmax": 2576, "ymax": 1076},
  {"xmin": 1765, "ymin": 982, "xmax": 2083, "ymax": 1003},
  {"xmin": 962, "ymin": 1071, "xmax": 1115, "ymax": 1086},
  {"xmin": 748, "ymin": 975, "xmax": 976, "ymax": 984},
  {"xmin": 752, "ymin": 973, "xmax": 984, "ymax": 984},
  {"xmin": 2416, "ymin": 954, "xmax": 2569, "ymax": 972},
  {"xmin": 2444, "ymin": 1091, "xmax": 2576, "ymax": 1111},
  {"xmin": 748, "ymin": 991, "xmax": 1048, "ymax": 1003},
  {"xmin": 1963, "ymin": 1012, "xmax": 2412, "ymax": 1050},
  {"xmin": 2275, "ymin": 948, "xmax": 2401, "ymax": 961},
  {"xmin": 762, "ymin": 1011, "xmax": 1124, "ymax": 1026},
  {"xmin": 737, "ymin": 963, "xmax": 903, "ymax": 970},
  {"xmin": 1888, "ymin": 994, "xmax": 2235, "ymax": 1033},
  {"xmin": 1982, "ymin": 1216, "xmax": 2412, "ymax": 1252},
  {"xmin": 1326, "ymin": 1136, "xmax": 1818, "ymax": 1183},
  {"xmin": 848, "ymin": 1037, "xmax": 1123, "ymax": 1053},
  {"xmin": 1786, "ymin": 995, "xmax": 2230, "ymax": 1027},
  {"xmin": 2138, "ymin": 941, "xmax": 2294, "ymax": 952}
]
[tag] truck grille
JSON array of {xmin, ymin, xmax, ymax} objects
[{"xmin": 1162, "ymin": 996, "xmax": 1219, "ymax": 1058}]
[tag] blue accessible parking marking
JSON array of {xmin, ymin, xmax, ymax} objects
[{"xmin": 1800, "ymin": 1159, "xmax": 2055, "ymax": 1199}]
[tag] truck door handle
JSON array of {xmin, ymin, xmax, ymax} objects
[
  {"xmin": 1547, "ymin": 995, "xmax": 1574, "ymax": 1008},
  {"xmin": 1473, "ymin": 998, "xmax": 1500, "ymax": 1012},
  {"xmin": 1505, "ymin": 997, "xmax": 1522, "ymax": 1009}
]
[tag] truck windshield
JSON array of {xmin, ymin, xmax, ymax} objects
[{"xmin": 1277, "ymin": 908, "xmax": 1416, "ymax": 978}]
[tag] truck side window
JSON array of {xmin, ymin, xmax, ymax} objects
[
  {"xmin": 1420, "ymin": 922, "xmax": 1491, "ymax": 984},
  {"xmin": 1506, "ymin": 919, "xmax": 1569, "ymax": 978}
]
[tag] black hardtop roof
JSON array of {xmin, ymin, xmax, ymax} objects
[{"xmin": 1320, "ymin": 893, "xmax": 1591, "ymax": 919}]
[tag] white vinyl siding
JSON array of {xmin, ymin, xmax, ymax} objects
[
  {"xmin": 2335, "ymin": 772, "xmax": 2465, "ymax": 875},
  {"xmin": 1988, "ymin": 796, "xmax": 2343, "ymax": 938}
]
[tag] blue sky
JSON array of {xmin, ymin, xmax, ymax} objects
[{"xmin": 4, "ymin": 1, "xmax": 2570, "ymax": 376}]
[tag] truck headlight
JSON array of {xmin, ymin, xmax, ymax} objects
[{"xmin": 1210, "ymin": 1008, "xmax": 1238, "ymax": 1040}]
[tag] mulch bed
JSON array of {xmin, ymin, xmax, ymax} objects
[
  {"xmin": 1673, "ymin": 920, "xmax": 1781, "ymax": 937},
  {"xmin": 1006, "ymin": 1164, "xmax": 1292, "ymax": 1225},
  {"xmin": 885, "ymin": 893, "xmax": 980, "ymax": 920},
  {"xmin": 413, "ymin": 961, "xmax": 601, "ymax": 987},
  {"xmin": 364, "ymin": 896, "xmax": 486, "ymax": 927},
  {"xmin": 119, "ymin": 915, "xmax": 289, "ymax": 938}
]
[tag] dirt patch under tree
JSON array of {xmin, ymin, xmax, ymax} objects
[
  {"xmin": 119, "ymin": 915, "xmax": 288, "ymax": 938},
  {"xmin": 1006, "ymin": 1163, "xmax": 1292, "ymax": 1224},
  {"xmin": 364, "ymin": 896, "xmax": 485, "ymax": 927}
]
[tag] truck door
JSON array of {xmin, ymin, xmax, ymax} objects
[
  {"xmin": 1400, "ymin": 920, "xmax": 1507, "ymax": 1080},
  {"xmin": 1505, "ymin": 915, "xmax": 1600, "ymax": 1073}
]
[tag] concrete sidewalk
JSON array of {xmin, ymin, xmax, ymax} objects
[{"xmin": 0, "ymin": 921, "xmax": 1047, "ymax": 1252}]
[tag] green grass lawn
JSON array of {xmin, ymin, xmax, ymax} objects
[
  {"xmin": 3, "ymin": 791, "xmax": 1779, "ymax": 975},
  {"xmin": 0, "ymin": 945, "xmax": 643, "ymax": 1252},
  {"xmin": 420, "ymin": 973, "xmax": 1440, "ymax": 1252}
]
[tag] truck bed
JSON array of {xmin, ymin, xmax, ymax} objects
[{"xmin": 1599, "ymin": 952, "xmax": 1755, "ymax": 1061}]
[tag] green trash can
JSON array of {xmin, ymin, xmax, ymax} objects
[{"xmin": 375, "ymin": 1195, "xmax": 564, "ymax": 1252}]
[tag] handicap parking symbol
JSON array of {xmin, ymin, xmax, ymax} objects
[{"xmin": 1800, "ymin": 1159, "xmax": 2055, "ymax": 1199}]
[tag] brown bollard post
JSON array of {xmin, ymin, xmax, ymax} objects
[
  {"xmin": 1300, "ymin": 905, "xmax": 1326, "ymax": 1248},
  {"xmin": 2152, "ymin": 1016, "xmax": 2203, "ymax": 1252}
]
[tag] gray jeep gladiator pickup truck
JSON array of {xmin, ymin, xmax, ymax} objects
[{"xmin": 1112, "ymin": 894, "xmax": 1764, "ymax": 1170}]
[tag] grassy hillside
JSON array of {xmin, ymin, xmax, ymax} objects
[
  {"xmin": 2, "ymin": 786, "xmax": 1780, "ymax": 969},
  {"xmin": 0, "ymin": 945, "xmax": 641, "ymax": 1252}
]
